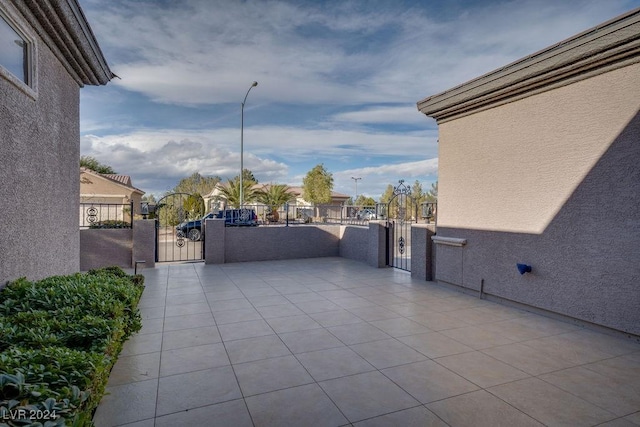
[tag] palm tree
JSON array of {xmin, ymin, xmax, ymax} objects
[
  {"xmin": 217, "ymin": 179, "xmax": 258, "ymax": 208},
  {"xmin": 256, "ymin": 184, "xmax": 295, "ymax": 222}
]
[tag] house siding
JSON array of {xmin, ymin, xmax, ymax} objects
[
  {"xmin": 0, "ymin": 3, "xmax": 81, "ymax": 285},
  {"xmin": 432, "ymin": 62, "xmax": 640, "ymax": 336}
]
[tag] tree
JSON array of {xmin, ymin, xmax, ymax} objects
[
  {"xmin": 80, "ymin": 156, "xmax": 116, "ymax": 174},
  {"xmin": 217, "ymin": 179, "xmax": 258, "ymax": 208},
  {"xmin": 354, "ymin": 195, "xmax": 376, "ymax": 206},
  {"xmin": 256, "ymin": 184, "xmax": 295, "ymax": 222},
  {"xmin": 173, "ymin": 172, "xmax": 221, "ymax": 197},
  {"xmin": 232, "ymin": 168, "xmax": 258, "ymax": 185},
  {"xmin": 425, "ymin": 181, "xmax": 438, "ymax": 202},
  {"xmin": 302, "ymin": 164, "xmax": 334, "ymax": 205},
  {"xmin": 379, "ymin": 184, "xmax": 394, "ymax": 204}
]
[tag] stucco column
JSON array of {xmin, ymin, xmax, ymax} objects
[
  {"xmin": 132, "ymin": 219, "xmax": 156, "ymax": 270},
  {"xmin": 204, "ymin": 219, "xmax": 226, "ymax": 264},
  {"xmin": 411, "ymin": 224, "xmax": 436, "ymax": 281},
  {"xmin": 367, "ymin": 221, "xmax": 388, "ymax": 268}
]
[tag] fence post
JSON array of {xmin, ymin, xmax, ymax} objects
[{"xmin": 130, "ymin": 201, "xmax": 134, "ymax": 228}]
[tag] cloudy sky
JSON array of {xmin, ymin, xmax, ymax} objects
[{"xmin": 78, "ymin": 0, "xmax": 640, "ymax": 199}]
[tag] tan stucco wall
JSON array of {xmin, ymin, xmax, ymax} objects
[
  {"xmin": 0, "ymin": 1, "xmax": 81, "ymax": 285},
  {"xmin": 80, "ymin": 171, "xmax": 143, "ymax": 214},
  {"xmin": 433, "ymin": 62, "xmax": 640, "ymax": 335},
  {"xmin": 438, "ymin": 62, "xmax": 640, "ymax": 234}
]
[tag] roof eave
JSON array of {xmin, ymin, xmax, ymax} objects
[{"xmin": 417, "ymin": 8, "xmax": 640, "ymax": 123}]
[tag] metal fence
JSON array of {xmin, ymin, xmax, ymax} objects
[
  {"xmin": 79, "ymin": 202, "xmax": 134, "ymax": 229},
  {"xmin": 234, "ymin": 204, "xmax": 385, "ymax": 226}
]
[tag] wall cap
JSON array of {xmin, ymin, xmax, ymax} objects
[{"xmin": 431, "ymin": 236, "xmax": 467, "ymax": 246}]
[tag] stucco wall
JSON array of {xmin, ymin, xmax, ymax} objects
[
  {"xmin": 435, "ymin": 63, "xmax": 640, "ymax": 335},
  {"xmin": 80, "ymin": 229, "xmax": 132, "ymax": 271},
  {"xmin": 0, "ymin": 6, "xmax": 81, "ymax": 286},
  {"xmin": 223, "ymin": 226, "xmax": 341, "ymax": 263}
]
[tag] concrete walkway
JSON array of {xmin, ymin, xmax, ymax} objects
[{"xmin": 93, "ymin": 258, "xmax": 640, "ymax": 426}]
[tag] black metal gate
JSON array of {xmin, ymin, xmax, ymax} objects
[
  {"xmin": 386, "ymin": 180, "xmax": 417, "ymax": 271},
  {"xmin": 155, "ymin": 193, "xmax": 205, "ymax": 262}
]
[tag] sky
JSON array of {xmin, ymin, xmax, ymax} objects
[{"xmin": 77, "ymin": 0, "xmax": 640, "ymax": 200}]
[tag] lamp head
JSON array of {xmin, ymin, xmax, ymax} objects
[{"xmin": 252, "ymin": 81, "xmax": 258, "ymax": 87}]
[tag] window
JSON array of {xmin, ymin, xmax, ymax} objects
[{"xmin": 0, "ymin": 14, "xmax": 28, "ymax": 84}]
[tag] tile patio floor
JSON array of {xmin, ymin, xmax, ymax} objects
[{"xmin": 93, "ymin": 257, "xmax": 640, "ymax": 427}]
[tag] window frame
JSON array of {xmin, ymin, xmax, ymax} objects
[{"xmin": 0, "ymin": 2, "xmax": 37, "ymax": 99}]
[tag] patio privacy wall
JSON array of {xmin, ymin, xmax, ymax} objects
[
  {"xmin": 80, "ymin": 220, "xmax": 156, "ymax": 271},
  {"xmin": 418, "ymin": 11, "xmax": 640, "ymax": 336},
  {"xmin": 205, "ymin": 220, "xmax": 389, "ymax": 269}
]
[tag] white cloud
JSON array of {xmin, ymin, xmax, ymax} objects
[
  {"xmin": 331, "ymin": 105, "xmax": 427, "ymax": 125},
  {"xmin": 81, "ymin": 0, "xmax": 636, "ymax": 106}
]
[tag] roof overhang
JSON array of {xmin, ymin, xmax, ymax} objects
[
  {"xmin": 11, "ymin": 0, "xmax": 115, "ymax": 86},
  {"xmin": 417, "ymin": 8, "xmax": 640, "ymax": 123}
]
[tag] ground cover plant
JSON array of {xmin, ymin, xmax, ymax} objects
[{"xmin": 0, "ymin": 267, "xmax": 144, "ymax": 426}]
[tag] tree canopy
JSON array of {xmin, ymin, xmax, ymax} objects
[
  {"xmin": 256, "ymin": 184, "xmax": 295, "ymax": 221},
  {"xmin": 302, "ymin": 164, "xmax": 334, "ymax": 205},
  {"xmin": 217, "ymin": 179, "xmax": 259, "ymax": 208},
  {"xmin": 172, "ymin": 172, "xmax": 221, "ymax": 197},
  {"xmin": 354, "ymin": 195, "xmax": 376, "ymax": 206},
  {"xmin": 80, "ymin": 156, "xmax": 116, "ymax": 174}
]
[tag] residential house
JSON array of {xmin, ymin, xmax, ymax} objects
[
  {"xmin": 80, "ymin": 167, "xmax": 145, "ymax": 225},
  {"xmin": 204, "ymin": 183, "xmax": 349, "ymax": 212},
  {"xmin": 0, "ymin": 0, "xmax": 114, "ymax": 286},
  {"xmin": 417, "ymin": 9, "xmax": 640, "ymax": 336}
]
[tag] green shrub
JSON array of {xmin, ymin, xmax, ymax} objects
[{"xmin": 0, "ymin": 267, "xmax": 144, "ymax": 426}]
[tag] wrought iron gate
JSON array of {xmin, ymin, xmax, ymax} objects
[
  {"xmin": 155, "ymin": 193, "xmax": 205, "ymax": 262},
  {"xmin": 386, "ymin": 180, "xmax": 417, "ymax": 271}
]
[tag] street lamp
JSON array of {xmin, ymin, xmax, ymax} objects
[
  {"xmin": 351, "ymin": 177, "xmax": 361, "ymax": 203},
  {"xmin": 240, "ymin": 81, "xmax": 258, "ymax": 208}
]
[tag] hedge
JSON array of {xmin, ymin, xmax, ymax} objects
[{"xmin": 0, "ymin": 266, "xmax": 144, "ymax": 426}]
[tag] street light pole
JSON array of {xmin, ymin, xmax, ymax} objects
[
  {"xmin": 240, "ymin": 81, "xmax": 258, "ymax": 208},
  {"xmin": 351, "ymin": 177, "xmax": 361, "ymax": 203}
]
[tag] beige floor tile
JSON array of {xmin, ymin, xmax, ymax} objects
[
  {"xmin": 328, "ymin": 322, "xmax": 391, "ymax": 345},
  {"xmin": 245, "ymin": 384, "xmax": 348, "ymax": 427},
  {"xmin": 296, "ymin": 346, "xmax": 376, "ymax": 381},
  {"xmin": 265, "ymin": 314, "xmax": 323, "ymax": 333},
  {"xmin": 520, "ymin": 333, "xmax": 616, "ymax": 366},
  {"xmin": 163, "ymin": 301, "xmax": 211, "ymax": 317},
  {"xmin": 155, "ymin": 399, "xmax": 253, "ymax": 427},
  {"xmin": 354, "ymin": 405, "xmax": 448, "ymax": 427},
  {"xmin": 382, "ymin": 359, "xmax": 479, "ymax": 403},
  {"xmin": 156, "ymin": 366, "xmax": 241, "ymax": 416},
  {"xmin": 310, "ymin": 309, "xmax": 364, "ymax": 327},
  {"xmin": 234, "ymin": 355, "xmax": 314, "ymax": 396},
  {"xmin": 427, "ymin": 390, "xmax": 543, "ymax": 427},
  {"xmin": 350, "ymin": 338, "xmax": 427, "ymax": 369},
  {"xmin": 162, "ymin": 312, "xmax": 215, "ymax": 332},
  {"xmin": 160, "ymin": 342, "xmax": 229, "ymax": 376},
  {"xmin": 435, "ymin": 351, "xmax": 530, "ymax": 388},
  {"xmin": 218, "ymin": 319, "xmax": 275, "ymax": 341},
  {"xmin": 161, "ymin": 325, "xmax": 221, "ymax": 350},
  {"xmin": 440, "ymin": 325, "xmax": 515, "ymax": 349},
  {"xmin": 407, "ymin": 312, "xmax": 469, "ymax": 331},
  {"xmin": 256, "ymin": 302, "xmax": 305, "ymax": 318},
  {"xmin": 369, "ymin": 317, "xmax": 432, "ymax": 337},
  {"xmin": 93, "ymin": 379, "xmax": 158, "ymax": 427},
  {"xmin": 225, "ymin": 334, "xmax": 291, "ymax": 364},
  {"xmin": 540, "ymin": 363, "xmax": 640, "ymax": 416},
  {"xmin": 213, "ymin": 307, "xmax": 262, "ymax": 324},
  {"xmin": 319, "ymin": 371, "xmax": 420, "ymax": 423},
  {"xmin": 489, "ymin": 377, "xmax": 616, "ymax": 426},
  {"xmin": 279, "ymin": 328, "xmax": 344, "ymax": 353},
  {"xmin": 398, "ymin": 331, "xmax": 474, "ymax": 358},
  {"xmin": 107, "ymin": 352, "xmax": 160, "ymax": 386},
  {"xmin": 481, "ymin": 342, "xmax": 576, "ymax": 375},
  {"xmin": 120, "ymin": 332, "xmax": 162, "ymax": 356}
]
